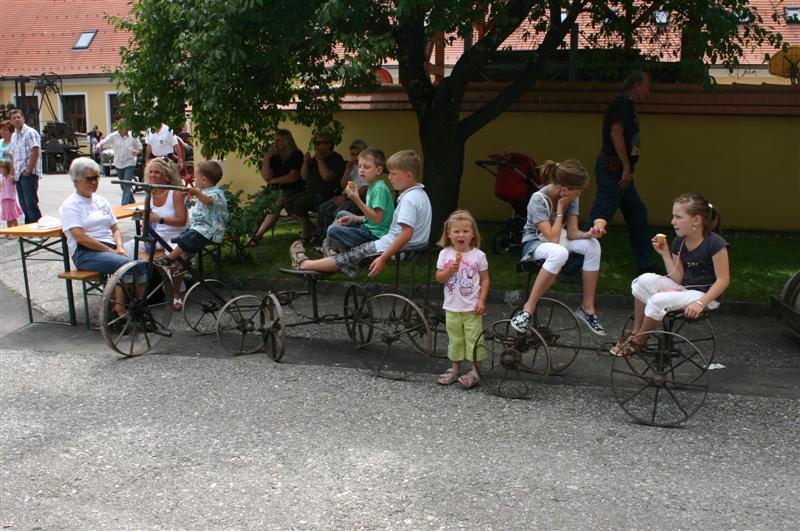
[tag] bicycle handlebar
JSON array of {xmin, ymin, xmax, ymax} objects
[{"xmin": 111, "ymin": 179, "xmax": 188, "ymax": 192}]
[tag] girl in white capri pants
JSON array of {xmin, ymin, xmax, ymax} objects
[
  {"xmin": 610, "ymin": 192, "xmax": 730, "ymax": 356},
  {"xmin": 510, "ymin": 159, "xmax": 608, "ymax": 335}
]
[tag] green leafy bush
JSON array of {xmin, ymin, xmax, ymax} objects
[{"xmin": 222, "ymin": 185, "xmax": 279, "ymax": 263}]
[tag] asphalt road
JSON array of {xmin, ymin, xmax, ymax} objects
[{"xmin": 1, "ymin": 174, "xmax": 799, "ymax": 528}]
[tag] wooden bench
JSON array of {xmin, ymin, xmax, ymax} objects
[{"xmin": 57, "ymin": 270, "xmax": 108, "ymax": 329}]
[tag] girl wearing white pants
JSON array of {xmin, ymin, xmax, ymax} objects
[
  {"xmin": 510, "ymin": 159, "xmax": 608, "ymax": 336},
  {"xmin": 611, "ymin": 192, "xmax": 729, "ymax": 356}
]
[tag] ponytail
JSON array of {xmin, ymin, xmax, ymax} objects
[
  {"xmin": 674, "ymin": 192, "xmax": 722, "ymax": 236},
  {"xmin": 537, "ymin": 159, "xmax": 589, "ymax": 189}
]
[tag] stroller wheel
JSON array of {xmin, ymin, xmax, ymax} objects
[{"xmin": 492, "ymin": 229, "xmax": 516, "ymax": 255}]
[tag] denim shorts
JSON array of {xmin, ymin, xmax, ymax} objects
[
  {"xmin": 73, "ymin": 242, "xmax": 144, "ymax": 281},
  {"xmin": 173, "ymin": 229, "xmax": 210, "ymax": 253}
]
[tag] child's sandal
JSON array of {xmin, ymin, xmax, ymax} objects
[{"xmin": 289, "ymin": 240, "xmax": 309, "ymax": 269}]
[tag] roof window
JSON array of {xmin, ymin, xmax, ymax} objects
[{"xmin": 73, "ymin": 30, "xmax": 97, "ymax": 50}]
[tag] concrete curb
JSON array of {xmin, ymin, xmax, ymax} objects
[{"xmin": 220, "ymin": 275, "xmax": 776, "ymax": 318}]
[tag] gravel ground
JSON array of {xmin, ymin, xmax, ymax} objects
[{"xmin": 1, "ymin": 348, "xmax": 799, "ymax": 529}]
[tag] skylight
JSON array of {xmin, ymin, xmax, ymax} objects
[{"xmin": 73, "ymin": 30, "xmax": 97, "ymax": 50}]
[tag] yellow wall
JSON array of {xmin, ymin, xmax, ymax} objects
[
  {"xmin": 219, "ymin": 110, "xmax": 800, "ymax": 231},
  {"xmin": 1, "ymin": 80, "xmax": 119, "ymax": 149},
  {"xmin": 4, "ymin": 81, "xmax": 798, "ymax": 231}
]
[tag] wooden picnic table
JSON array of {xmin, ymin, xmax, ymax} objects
[{"xmin": 0, "ymin": 203, "xmax": 144, "ymax": 326}]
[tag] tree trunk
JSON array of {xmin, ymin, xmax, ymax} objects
[{"xmin": 417, "ymin": 100, "xmax": 465, "ymax": 245}]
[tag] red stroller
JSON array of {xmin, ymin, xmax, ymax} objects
[{"xmin": 475, "ymin": 152, "xmax": 543, "ymax": 254}]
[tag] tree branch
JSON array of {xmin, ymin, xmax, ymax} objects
[
  {"xmin": 458, "ymin": 0, "xmax": 585, "ymax": 140},
  {"xmin": 449, "ymin": 0, "xmax": 540, "ymax": 98},
  {"xmin": 394, "ymin": 11, "xmax": 435, "ymax": 118}
]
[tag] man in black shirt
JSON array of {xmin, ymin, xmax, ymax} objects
[{"xmin": 586, "ymin": 71, "xmax": 657, "ymax": 274}]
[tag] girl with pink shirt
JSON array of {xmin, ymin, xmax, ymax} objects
[
  {"xmin": 0, "ymin": 159, "xmax": 23, "ymax": 236},
  {"xmin": 435, "ymin": 210, "xmax": 490, "ymax": 389}
]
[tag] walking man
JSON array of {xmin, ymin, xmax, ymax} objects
[
  {"xmin": 586, "ymin": 71, "xmax": 657, "ymax": 274},
  {"xmin": 97, "ymin": 125, "xmax": 142, "ymax": 204},
  {"xmin": 9, "ymin": 109, "xmax": 42, "ymax": 223}
]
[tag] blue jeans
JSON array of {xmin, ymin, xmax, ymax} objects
[
  {"xmin": 585, "ymin": 153, "xmax": 655, "ymax": 271},
  {"xmin": 117, "ymin": 166, "xmax": 136, "ymax": 205},
  {"xmin": 73, "ymin": 242, "xmax": 144, "ymax": 281},
  {"xmin": 17, "ymin": 173, "xmax": 41, "ymax": 223},
  {"xmin": 326, "ymin": 210, "xmax": 377, "ymax": 251}
]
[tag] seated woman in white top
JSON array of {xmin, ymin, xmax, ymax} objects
[
  {"xmin": 124, "ymin": 157, "xmax": 188, "ymax": 310},
  {"xmin": 124, "ymin": 157, "xmax": 187, "ymax": 257}
]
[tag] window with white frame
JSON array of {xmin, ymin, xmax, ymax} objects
[{"xmin": 786, "ymin": 7, "xmax": 800, "ymax": 23}]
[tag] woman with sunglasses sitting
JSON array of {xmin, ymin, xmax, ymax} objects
[{"xmin": 59, "ymin": 157, "xmax": 134, "ymax": 277}]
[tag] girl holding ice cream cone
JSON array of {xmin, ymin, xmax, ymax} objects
[
  {"xmin": 510, "ymin": 159, "xmax": 608, "ymax": 336},
  {"xmin": 610, "ymin": 193, "xmax": 729, "ymax": 357},
  {"xmin": 435, "ymin": 210, "xmax": 490, "ymax": 389}
]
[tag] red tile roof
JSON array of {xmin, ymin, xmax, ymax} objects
[
  {"xmin": 389, "ymin": 0, "xmax": 800, "ymax": 68},
  {"xmin": 0, "ymin": 0, "xmax": 132, "ymax": 77}
]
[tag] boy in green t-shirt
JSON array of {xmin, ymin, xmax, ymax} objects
[{"xmin": 324, "ymin": 148, "xmax": 395, "ymax": 255}]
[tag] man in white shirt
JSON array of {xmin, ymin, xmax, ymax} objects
[
  {"xmin": 144, "ymin": 123, "xmax": 182, "ymax": 168},
  {"xmin": 9, "ymin": 109, "xmax": 43, "ymax": 223},
  {"xmin": 97, "ymin": 126, "xmax": 142, "ymax": 204}
]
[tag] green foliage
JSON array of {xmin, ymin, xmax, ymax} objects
[
  {"xmin": 222, "ymin": 184, "xmax": 279, "ymax": 264},
  {"xmin": 112, "ymin": 0, "xmax": 783, "ymax": 172}
]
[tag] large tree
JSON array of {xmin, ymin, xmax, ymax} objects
[{"xmin": 114, "ymin": 0, "xmax": 780, "ymax": 236}]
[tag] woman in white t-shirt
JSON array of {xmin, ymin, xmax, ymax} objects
[{"xmin": 60, "ymin": 157, "xmax": 132, "ymax": 276}]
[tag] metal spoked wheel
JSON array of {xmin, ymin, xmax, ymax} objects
[
  {"xmin": 99, "ymin": 260, "xmax": 173, "ymax": 357},
  {"xmin": 217, "ymin": 295, "xmax": 268, "ymax": 355},
  {"xmin": 354, "ymin": 293, "xmax": 431, "ymax": 380},
  {"xmin": 182, "ymin": 279, "xmax": 233, "ymax": 335},
  {"xmin": 621, "ymin": 313, "xmax": 716, "ymax": 366},
  {"xmin": 473, "ymin": 319, "xmax": 551, "ymax": 399},
  {"xmin": 611, "ymin": 330, "xmax": 708, "ymax": 427},
  {"xmin": 261, "ymin": 293, "xmax": 287, "ymax": 362},
  {"xmin": 343, "ymin": 284, "xmax": 372, "ymax": 345},
  {"xmin": 532, "ymin": 298, "xmax": 582, "ymax": 373}
]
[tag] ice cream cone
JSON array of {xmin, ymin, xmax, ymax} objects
[
  {"xmin": 347, "ymin": 181, "xmax": 357, "ymax": 192},
  {"xmin": 654, "ymin": 233, "xmax": 667, "ymax": 245},
  {"xmin": 594, "ymin": 218, "xmax": 607, "ymax": 231}
]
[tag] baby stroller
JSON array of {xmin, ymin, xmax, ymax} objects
[{"xmin": 475, "ymin": 152, "xmax": 543, "ymax": 254}]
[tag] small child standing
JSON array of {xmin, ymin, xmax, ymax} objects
[
  {"xmin": 324, "ymin": 148, "xmax": 395, "ymax": 254},
  {"xmin": 435, "ymin": 210, "xmax": 490, "ymax": 389},
  {"xmin": 156, "ymin": 160, "xmax": 228, "ymax": 273},
  {"xmin": 611, "ymin": 193, "xmax": 729, "ymax": 356},
  {"xmin": 0, "ymin": 159, "xmax": 23, "ymax": 236}
]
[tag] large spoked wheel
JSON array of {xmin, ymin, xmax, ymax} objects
[
  {"xmin": 473, "ymin": 319, "xmax": 551, "ymax": 399},
  {"xmin": 621, "ymin": 313, "xmax": 716, "ymax": 366},
  {"xmin": 611, "ymin": 330, "xmax": 708, "ymax": 427},
  {"xmin": 182, "ymin": 279, "xmax": 233, "ymax": 335},
  {"xmin": 261, "ymin": 293, "xmax": 287, "ymax": 362},
  {"xmin": 99, "ymin": 260, "xmax": 173, "ymax": 357},
  {"xmin": 532, "ymin": 298, "xmax": 582, "ymax": 374},
  {"xmin": 217, "ymin": 295, "xmax": 268, "ymax": 355},
  {"xmin": 343, "ymin": 284, "xmax": 372, "ymax": 345},
  {"xmin": 355, "ymin": 293, "xmax": 431, "ymax": 380}
]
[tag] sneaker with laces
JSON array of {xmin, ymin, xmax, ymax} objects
[
  {"xmin": 510, "ymin": 310, "xmax": 531, "ymax": 333},
  {"xmin": 575, "ymin": 307, "xmax": 607, "ymax": 336}
]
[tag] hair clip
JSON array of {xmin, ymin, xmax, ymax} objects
[
  {"xmin": 708, "ymin": 202, "xmax": 714, "ymax": 209},
  {"xmin": 554, "ymin": 162, "xmax": 560, "ymax": 169}
]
